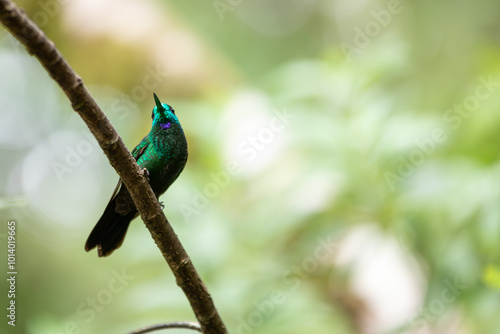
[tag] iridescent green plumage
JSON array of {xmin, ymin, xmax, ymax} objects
[{"xmin": 85, "ymin": 94, "xmax": 188, "ymax": 257}]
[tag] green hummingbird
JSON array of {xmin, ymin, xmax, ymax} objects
[{"xmin": 85, "ymin": 93, "xmax": 188, "ymax": 257}]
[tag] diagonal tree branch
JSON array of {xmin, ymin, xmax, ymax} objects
[{"xmin": 0, "ymin": 1, "xmax": 228, "ymax": 334}]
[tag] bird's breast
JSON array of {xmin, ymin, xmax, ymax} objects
[{"xmin": 141, "ymin": 135, "xmax": 187, "ymax": 196}]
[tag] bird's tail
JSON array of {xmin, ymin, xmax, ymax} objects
[{"xmin": 85, "ymin": 200, "xmax": 137, "ymax": 257}]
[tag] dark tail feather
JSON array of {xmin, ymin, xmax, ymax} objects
[{"xmin": 85, "ymin": 201, "xmax": 137, "ymax": 257}]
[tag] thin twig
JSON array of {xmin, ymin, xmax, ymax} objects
[
  {"xmin": 0, "ymin": 1, "xmax": 227, "ymax": 334},
  {"xmin": 127, "ymin": 322, "xmax": 202, "ymax": 334}
]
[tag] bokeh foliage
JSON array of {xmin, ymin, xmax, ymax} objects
[{"xmin": 1, "ymin": 0, "xmax": 500, "ymax": 333}]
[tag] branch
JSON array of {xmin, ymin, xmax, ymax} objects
[
  {"xmin": 127, "ymin": 322, "xmax": 202, "ymax": 334},
  {"xmin": 0, "ymin": 2, "xmax": 227, "ymax": 334}
]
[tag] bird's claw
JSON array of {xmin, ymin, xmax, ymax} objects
[{"xmin": 141, "ymin": 168, "xmax": 150, "ymax": 180}]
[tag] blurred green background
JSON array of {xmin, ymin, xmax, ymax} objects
[{"xmin": 1, "ymin": 0, "xmax": 500, "ymax": 333}]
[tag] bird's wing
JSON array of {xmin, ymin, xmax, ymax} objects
[
  {"xmin": 131, "ymin": 135, "xmax": 150, "ymax": 160},
  {"xmin": 106, "ymin": 136, "xmax": 151, "ymax": 205}
]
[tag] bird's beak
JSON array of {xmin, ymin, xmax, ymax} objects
[{"xmin": 153, "ymin": 93, "xmax": 164, "ymax": 111}]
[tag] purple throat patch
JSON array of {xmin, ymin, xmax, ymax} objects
[{"xmin": 160, "ymin": 122, "xmax": 171, "ymax": 130}]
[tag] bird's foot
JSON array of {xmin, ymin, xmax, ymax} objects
[
  {"xmin": 159, "ymin": 201, "xmax": 165, "ymax": 210},
  {"xmin": 141, "ymin": 167, "xmax": 150, "ymax": 180}
]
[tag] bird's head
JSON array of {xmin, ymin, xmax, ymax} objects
[{"xmin": 151, "ymin": 93, "xmax": 182, "ymax": 132}]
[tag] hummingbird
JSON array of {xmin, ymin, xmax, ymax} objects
[{"xmin": 85, "ymin": 93, "xmax": 188, "ymax": 257}]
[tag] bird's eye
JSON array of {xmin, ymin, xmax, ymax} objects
[{"xmin": 151, "ymin": 111, "xmax": 154, "ymax": 119}]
